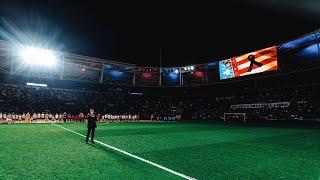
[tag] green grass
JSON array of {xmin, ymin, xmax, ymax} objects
[{"xmin": 0, "ymin": 123, "xmax": 320, "ymax": 180}]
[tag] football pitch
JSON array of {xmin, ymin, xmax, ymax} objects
[{"xmin": 0, "ymin": 123, "xmax": 319, "ymax": 180}]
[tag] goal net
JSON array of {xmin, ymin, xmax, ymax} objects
[{"xmin": 224, "ymin": 113, "xmax": 246, "ymax": 123}]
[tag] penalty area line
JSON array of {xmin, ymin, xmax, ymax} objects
[{"xmin": 52, "ymin": 123, "xmax": 197, "ymax": 180}]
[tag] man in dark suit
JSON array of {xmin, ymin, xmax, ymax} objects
[{"xmin": 86, "ymin": 109, "xmax": 97, "ymax": 144}]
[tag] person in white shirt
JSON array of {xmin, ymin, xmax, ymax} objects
[
  {"xmin": 32, "ymin": 113, "xmax": 37, "ymax": 120},
  {"xmin": 7, "ymin": 113, "xmax": 12, "ymax": 124},
  {"xmin": 22, "ymin": 113, "xmax": 26, "ymax": 121}
]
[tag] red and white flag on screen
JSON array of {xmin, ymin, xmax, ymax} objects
[{"xmin": 231, "ymin": 46, "xmax": 278, "ymax": 77}]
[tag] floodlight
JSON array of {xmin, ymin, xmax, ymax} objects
[
  {"xmin": 26, "ymin": 82, "xmax": 47, "ymax": 87},
  {"xmin": 20, "ymin": 46, "xmax": 57, "ymax": 66}
]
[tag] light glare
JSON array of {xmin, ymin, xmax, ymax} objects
[{"xmin": 20, "ymin": 46, "xmax": 56, "ymax": 66}]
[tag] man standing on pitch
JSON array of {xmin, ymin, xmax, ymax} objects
[{"xmin": 86, "ymin": 109, "xmax": 97, "ymax": 144}]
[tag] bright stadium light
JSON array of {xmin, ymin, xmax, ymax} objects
[
  {"xmin": 20, "ymin": 46, "xmax": 57, "ymax": 66},
  {"xmin": 26, "ymin": 82, "xmax": 47, "ymax": 87}
]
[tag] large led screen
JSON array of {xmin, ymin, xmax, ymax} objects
[{"xmin": 219, "ymin": 46, "xmax": 278, "ymax": 80}]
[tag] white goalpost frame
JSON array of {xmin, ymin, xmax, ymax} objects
[{"xmin": 224, "ymin": 113, "xmax": 246, "ymax": 123}]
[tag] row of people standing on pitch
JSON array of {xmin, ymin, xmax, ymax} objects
[
  {"xmin": 0, "ymin": 112, "xmax": 141, "ymax": 123},
  {"xmin": 0, "ymin": 112, "xmax": 87, "ymax": 123},
  {"xmin": 100, "ymin": 114, "xmax": 140, "ymax": 122}
]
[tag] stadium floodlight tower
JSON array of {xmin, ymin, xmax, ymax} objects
[{"xmin": 19, "ymin": 46, "xmax": 57, "ymax": 66}]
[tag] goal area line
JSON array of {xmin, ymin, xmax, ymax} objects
[{"xmin": 52, "ymin": 123, "xmax": 196, "ymax": 180}]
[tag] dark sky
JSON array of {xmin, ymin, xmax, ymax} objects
[{"xmin": 0, "ymin": 0, "xmax": 319, "ymax": 66}]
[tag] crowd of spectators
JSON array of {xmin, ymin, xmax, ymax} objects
[{"xmin": 0, "ymin": 83, "xmax": 319, "ymax": 123}]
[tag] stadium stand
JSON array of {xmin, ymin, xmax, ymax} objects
[
  {"xmin": 0, "ymin": 77, "xmax": 319, "ymax": 123},
  {"xmin": 0, "ymin": 30, "xmax": 320, "ymax": 124}
]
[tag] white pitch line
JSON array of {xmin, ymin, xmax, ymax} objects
[{"xmin": 52, "ymin": 123, "xmax": 197, "ymax": 180}]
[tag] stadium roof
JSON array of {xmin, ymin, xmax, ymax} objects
[{"xmin": 0, "ymin": 1, "xmax": 319, "ymax": 66}]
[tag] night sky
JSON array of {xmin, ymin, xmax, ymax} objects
[{"xmin": 0, "ymin": 0, "xmax": 319, "ymax": 66}]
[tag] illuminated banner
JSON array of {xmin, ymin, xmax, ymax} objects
[
  {"xmin": 104, "ymin": 64, "xmax": 135, "ymax": 72},
  {"xmin": 135, "ymin": 67, "xmax": 160, "ymax": 86},
  {"xmin": 161, "ymin": 67, "xmax": 180, "ymax": 86},
  {"xmin": 219, "ymin": 46, "xmax": 278, "ymax": 80},
  {"xmin": 278, "ymin": 32, "xmax": 320, "ymax": 62},
  {"xmin": 231, "ymin": 102, "xmax": 290, "ymax": 109}
]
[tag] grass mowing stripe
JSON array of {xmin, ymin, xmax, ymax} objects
[{"xmin": 52, "ymin": 123, "xmax": 197, "ymax": 180}]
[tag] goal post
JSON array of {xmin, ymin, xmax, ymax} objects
[{"xmin": 224, "ymin": 113, "xmax": 246, "ymax": 123}]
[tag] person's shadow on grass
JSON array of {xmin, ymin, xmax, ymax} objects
[{"xmin": 84, "ymin": 139, "xmax": 138, "ymax": 165}]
